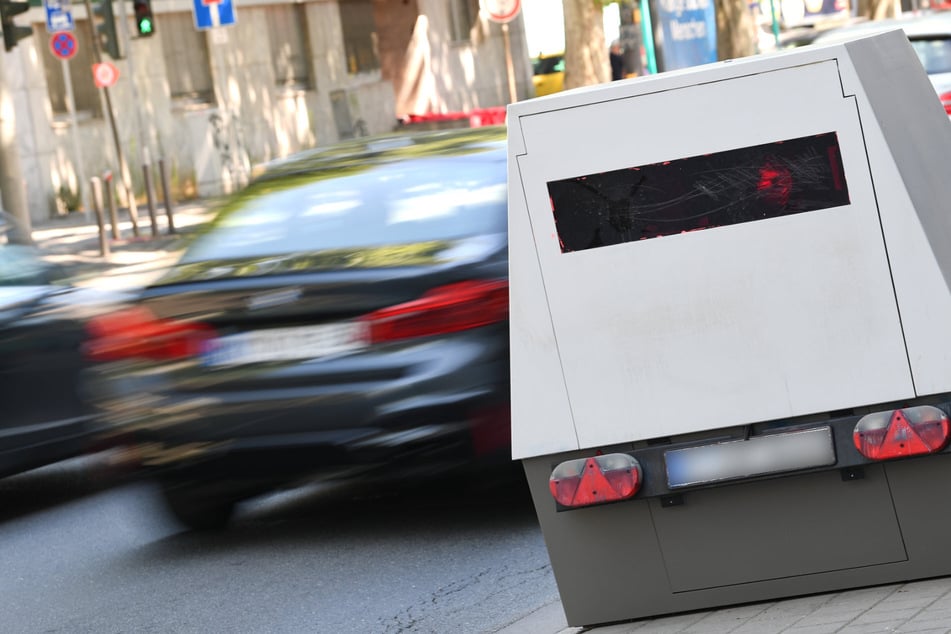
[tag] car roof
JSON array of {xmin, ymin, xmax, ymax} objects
[
  {"xmin": 813, "ymin": 11, "xmax": 951, "ymax": 44},
  {"xmin": 251, "ymin": 126, "xmax": 507, "ymax": 183}
]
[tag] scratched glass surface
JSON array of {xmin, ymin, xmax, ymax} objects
[{"xmin": 547, "ymin": 132, "xmax": 851, "ymax": 253}]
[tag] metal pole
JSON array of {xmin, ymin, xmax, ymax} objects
[
  {"xmin": 158, "ymin": 157, "xmax": 176, "ymax": 234},
  {"xmin": 89, "ymin": 175, "xmax": 109, "ymax": 256},
  {"xmin": 116, "ymin": 0, "xmax": 151, "ymax": 187},
  {"xmin": 62, "ymin": 58, "xmax": 91, "ymax": 220},
  {"xmin": 502, "ymin": 23, "xmax": 517, "ymax": 104},
  {"xmin": 104, "ymin": 171, "xmax": 120, "ymax": 240},
  {"xmin": 81, "ymin": 0, "xmax": 140, "ymax": 237},
  {"xmin": 143, "ymin": 147, "xmax": 158, "ymax": 237},
  {"xmin": 639, "ymin": 0, "xmax": 658, "ymax": 74},
  {"xmin": 768, "ymin": 0, "xmax": 781, "ymax": 49}
]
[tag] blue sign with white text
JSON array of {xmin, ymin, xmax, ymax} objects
[
  {"xmin": 193, "ymin": 0, "xmax": 236, "ymax": 30},
  {"xmin": 44, "ymin": 0, "xmax": 74, "ymax": 33},
  {"xmin": 655, "ymin": 0, "xmax": 717, "ymax": 71}
]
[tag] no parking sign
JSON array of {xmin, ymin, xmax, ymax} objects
[{"xmin": 49, "ymin": 31, "xmax": 77, "ymax": 60}]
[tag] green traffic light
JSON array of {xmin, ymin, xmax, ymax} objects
[{"xmin": 139, "ymin": 17, "xmax": 152, "ymax": 34}]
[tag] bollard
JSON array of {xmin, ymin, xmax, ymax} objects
[
  {"xmin": 103, "ymin": 171, "xmax": 121, "ymax": 240},
  {"xmin": 143, "ymin": 162, "xmax": 159, "ymax": 238},
  {"xmin": 158, "ymin": 157, "xmax": 176, "ymax": 234},
  {"xmin": 89, "ymin": 176, "xmax": 109, "ymax": 257},
  {"xmin": 125, "ymin": 180, "xmax": 141, "ymax": 239}
]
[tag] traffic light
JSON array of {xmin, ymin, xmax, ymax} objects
[
  {"xmin": 133, "ymin": 0, "xmax": 154, "ymax": 36},
  {"xmin": 93, "ymin": 0, "xmax": 121, "ymax": 59},
  {"xmin": 0, "ymin": 0, "xmax": 32, "ymax": 52}
]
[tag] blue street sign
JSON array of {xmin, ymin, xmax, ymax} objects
[
  {"xmin": 654, "ymin": 0, "xmax": 717, "ymax": 71},
  {"xmin": 44, "ymin": 0, "xmax": 74, "ymax": 33},
  {"xmin": 192, "ymin": 0, "xmax": 236, "ymax": 30}
]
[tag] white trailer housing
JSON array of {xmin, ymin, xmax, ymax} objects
[{"xmin": 508, "ymin": 31, "xmax": 951, "ymax": 626}]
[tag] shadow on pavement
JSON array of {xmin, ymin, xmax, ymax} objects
[
  {"xmin": 0, "ymin": 450, "xmax": 143, "ymax": 523},
  {"xmin": 132, "ymin": 463, "xmax": 537, "ymax": 555}
]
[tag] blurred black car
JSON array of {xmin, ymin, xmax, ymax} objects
[
  {"xmin": 85, "ymin": 127, "xmax": 511, "ymax": 529},
  {"xmin": 0, "ymin": 218, "xmax": 120, "ymax": 478}
]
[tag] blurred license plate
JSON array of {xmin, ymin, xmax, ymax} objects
[
  {"xmin": 202, "ymin": 323, "xmax": 364, "ymax": 366},
  {"xmin": 665, "ymin": 426, "xmax": 836, "ymax": 489}
]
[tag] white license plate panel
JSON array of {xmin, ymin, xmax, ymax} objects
[
  {"xmin": 202, "ymin": 322, "xmax": 365, "ymax": 366},
  {"xmin": 665, "ymin": 426, "xmax": 836, "ymax": 489}
]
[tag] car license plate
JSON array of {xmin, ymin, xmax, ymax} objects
[
  {"xmin": 202, "ymin": 322, "xmax": 365, "ymax": 366},
  {"xmin": 664, "ymin": 426, "xmax": 836, "ymax": 489}
]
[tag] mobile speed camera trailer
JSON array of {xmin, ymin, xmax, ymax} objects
[{"xmin": 507, "ymin": 31, "xmax": 951, "ymax": 626}]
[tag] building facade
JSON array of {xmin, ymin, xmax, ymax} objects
[{"xmin": 5, "ymin": 0, "xmax": 532, "ymax": 223}]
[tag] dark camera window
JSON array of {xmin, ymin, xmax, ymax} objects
[{"xmin": 547, "ymin": 132, "xmax": 850, "ymax": 253}]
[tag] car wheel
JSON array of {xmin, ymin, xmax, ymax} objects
[{"xmin": 160, "ymin": 479, "xmax": 237, "ymax": 531}]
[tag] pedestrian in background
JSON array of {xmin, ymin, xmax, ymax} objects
[{"xmin": 610, "ymin": 40, "xmax": 624, "ymax": 81}]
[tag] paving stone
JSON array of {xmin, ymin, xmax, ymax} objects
[
  {"xmin": 793, "ymin": 608, "xmax": 866, "ymax": 626},
  {"xmin": 850, "ymin": 608, "xmax": 921, "ymax": 625},
  {"xmin": 895, "ymin": 626, "xmax": 951, "ymax": 634},
  {"xmin": 836, "ymin": 624, "xmax": 905, "ymax": 634},
  {"xmin": 781, "ymin": 621, "xmax": 851, "ymax": 634}
]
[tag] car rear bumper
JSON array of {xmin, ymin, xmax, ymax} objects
[{"xmin": 86, "ymin": 331, "xmax": 510, "ymax": 476}]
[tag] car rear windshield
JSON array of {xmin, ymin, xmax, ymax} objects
[
  {"xmin": 911, "ymin": 37, "xmax": 951, "ymax": 74},
  {"xmin": 533, "ymin": 55, "xmax": 564, "ymax": 75},
  {"xmin": 182, "ymin": 153, "xmax": 508, "ymax": 263}
]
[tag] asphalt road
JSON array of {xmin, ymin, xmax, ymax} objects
[{"xmin": 0, "ymin": 455, "xmax": 559, "ymax": 633}]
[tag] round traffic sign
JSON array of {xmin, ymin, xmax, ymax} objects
[
  {"xmin": 92, "ymin": 62, "xmax": 120, "ymax": 88},
  {"xmin": 50, "ymin": 32, "xmax": 78, "ymax": 60},
  {"xmin": 481, "ymin": 0, "xmax": 521, "ymax": 23}
]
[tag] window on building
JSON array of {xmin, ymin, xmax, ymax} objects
[
  {"xmin": 339, "ymin": 0, "xmax": 379, "ymax": 74},
  {"xmin": 160, "ymin": 12, "xmax": 214, "ymax": 104},
  {"xmin": 43, "ymin": 21, "xmax": 101, "ymax": 117},
  {"xmin": 268, "ymin": 4, "xmax": 311, "ymax": 89},
  {"xmin": 449, "ymin": 0, "xmax": 479, "ymax": 42}
]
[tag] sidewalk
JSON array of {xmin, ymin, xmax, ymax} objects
[
  {"xmin": 30, "ymin": 200, "xmax": 218, "ymax": 291},
  {"xmin": 504, "ymin": 575, "xmax": 951, "ymax": 633}
]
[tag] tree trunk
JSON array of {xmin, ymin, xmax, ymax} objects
[
  {"xmin": 563, "ymin": 0, "xmax": 610, "ymax": 89},
  {"xmin": 715, "ymin": 0, "xmax": 756, "ymax": 61},
  {"xmin": 857, "ymin": 0, "xmax": 900, "ymax": 19}
]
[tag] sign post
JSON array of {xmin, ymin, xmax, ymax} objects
[
  {"xmin": 480, "ymin": 0, "xmax": 521, "ymax": 104},
  {"xmin": 45, "ymin": 0, "xmax": 89, "ymax": 217}
]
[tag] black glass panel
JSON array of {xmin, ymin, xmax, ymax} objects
[{"xmin": 547, "ymin": 132, "xmax": 851, "ymax": 253}]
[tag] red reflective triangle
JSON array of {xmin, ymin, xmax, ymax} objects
[
  {"xmin": 571, "ymin": 458, "xmax": 623, "ymax": 506},
  {"xmin": 882, "ymin": 410, "xmax": 934, "ymax": 456}
]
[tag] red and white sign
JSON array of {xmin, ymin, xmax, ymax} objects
[
  {"xmin": 92, "ymin": 62, "xmax": 119, "ymax": 88},
  {"xmin": 50, "ymin": 31, "xmax": 78, "ymax": 60},
  {"xmin": 480, "ymin": 0, "xmax": 520, "ymax": 23}
]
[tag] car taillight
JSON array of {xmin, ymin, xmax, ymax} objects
[
  {"xmin": 549, "ymin": 453, "xmax": 642, "ymax": 508},
  {"xmin": 939, "ymin": 91, "xmax": 951, "ymax": 115},
  {"xmin": 358, "ymin": 280, "xmax": 508, "ymax": 344},
  {"xmin": 853, "ymin": 405, "xmax": 950, "ymax": 461},
  {"xmin": 85, "ymin": 307, "xmax": 216, "ymax": 361}
]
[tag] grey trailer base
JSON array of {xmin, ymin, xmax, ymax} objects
[{"xmin": 523, "ymin": 451, "xmax": 951, "ymax": 627}]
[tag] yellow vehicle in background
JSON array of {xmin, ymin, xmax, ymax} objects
[{"xmin": 531, "ymin": 52, "xmax": 564, "ymax": 97}]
